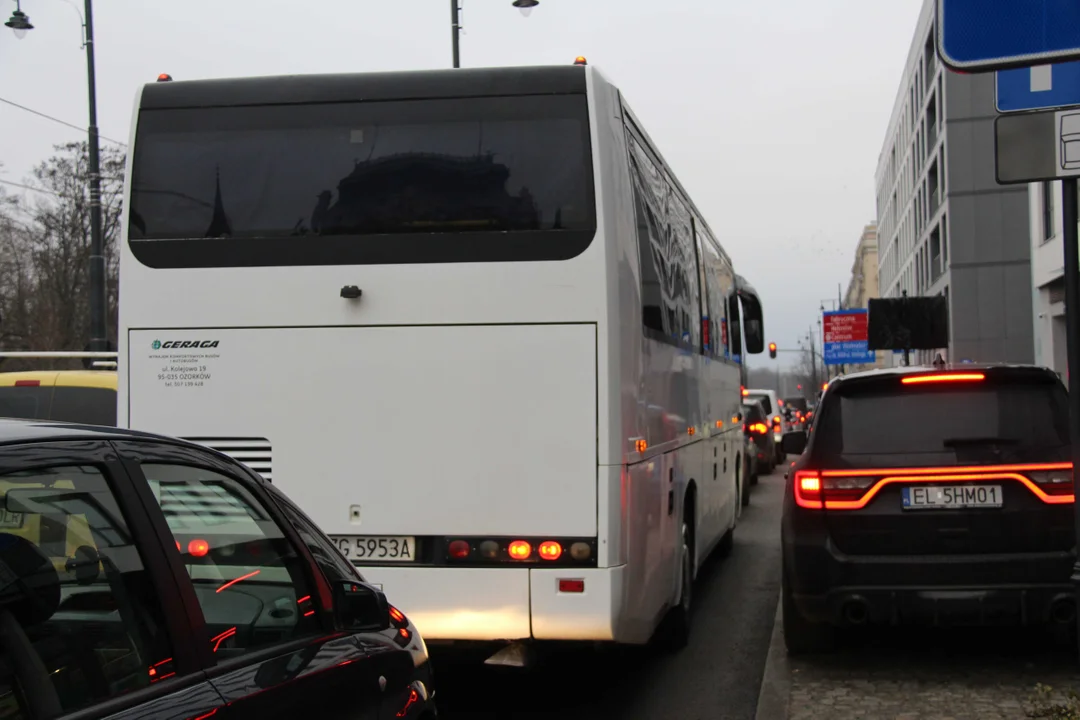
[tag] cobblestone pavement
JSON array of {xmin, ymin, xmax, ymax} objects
[{"xmin": 784, "ymin": 627, "xmax": 1080, "ymax": 720}]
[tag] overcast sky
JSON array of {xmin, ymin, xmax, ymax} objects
[{"xmin": 0, "ymin": 0, "xmax": 919, "ymax": 365}]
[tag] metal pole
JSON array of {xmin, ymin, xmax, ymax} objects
[
  {"xmin": 1058, "ymin": 177, "xmax": 1080, "ymax": 655},
  {"xmin": 84, "ymin": 0, "xmax": 107, "ymax": 353},
  {"xmin": 451, "ymin": 0, "xmax": 461, "ymax": 68}
]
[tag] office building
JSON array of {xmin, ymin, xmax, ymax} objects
[
  {"xmin": 873, "ymin": 0, "xmax": 1034, "ymax": 365},
  {"xmin": 842, "ymin": 223, "xmax": 887, "ymax": 371},
  {"xmin": 1029, "ymin": 181, "xmax": 1079, "ymax": 376}
]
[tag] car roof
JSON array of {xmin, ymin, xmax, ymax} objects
[
  {"xmin": 0, "ymin": 370, "xmax": 118, "ymax": 390},
  {"xmin": 0, "ymin": 416, "xmax": 191, "ymax": 449}
]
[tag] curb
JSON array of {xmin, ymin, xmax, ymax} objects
[{"xmin": 754, "ymin": 601, "xmax": 790, "ymax": 720}]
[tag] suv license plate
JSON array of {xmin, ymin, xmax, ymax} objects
[
  {"xmin": 901, "ymin": 485, "xmax": 1003, "ymax": 510},
  {"xmin": 330, "ymin": 535, "xmax": 416, "ymax": 562}
]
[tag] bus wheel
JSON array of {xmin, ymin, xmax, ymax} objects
[{"xmin": 657, "ymin": 521, "xmax": 693, "ymax": 652}]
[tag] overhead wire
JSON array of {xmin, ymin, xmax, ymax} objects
[{"xmin": 0, "ymin": 96, "xmax": 127, "ymax": 146}]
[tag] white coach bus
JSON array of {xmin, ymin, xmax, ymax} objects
[{"xmin": 117, "ymin": 61, "xmax": 766, "ymax": 658}]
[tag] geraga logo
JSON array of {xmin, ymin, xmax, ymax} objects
[{"xmin": 152, "ymin": 339, "xmax": 220, "ymax": 349}]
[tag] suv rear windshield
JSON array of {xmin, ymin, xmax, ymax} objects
[
  {"xmin": 0, "ymin": 386, "xmax": 116, "ymax": 426},
  {"xmin": 815, "ymin": 373, "xmax": 1069, "ymax": 465},
  {"xmin": 746, "ymin": 394, "xmax": 772, "ymax": 415},
  {"xmin": 128, "ymin": 94, "xmax": 596, "ymax": 269}
]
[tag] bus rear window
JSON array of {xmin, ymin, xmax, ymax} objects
[{"xmin": 128, "ymin": 94, "xmax": 596, "ymax": 268}]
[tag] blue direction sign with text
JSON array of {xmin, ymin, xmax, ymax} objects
[
  {"xmin": 997, "ymin": 61, "xmax": 1080, "ymax": 112},
  {"xmin": 938, "ymin": 0, "xmax": 1080, "ymax": 71},
  {"xmin": 822, "ymin": 310, "xmax": 875, "ymax": 366}
]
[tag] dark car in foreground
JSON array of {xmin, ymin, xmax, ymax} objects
[
  {"xmin": 780, "ymin": 364, "xmax": 1073, "ymax": 654},
  {"xmin": 0, "ymin": 418, "xmax": 435, "ymax": 718}
]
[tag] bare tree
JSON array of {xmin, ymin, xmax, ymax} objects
[{"xmin": 0, "ymin": 143, "xmax": 125, "ymax": 370}]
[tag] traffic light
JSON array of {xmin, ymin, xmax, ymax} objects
[{"xmin": 768, "ymin": 342, "xmax": 777, "ymax": 359}]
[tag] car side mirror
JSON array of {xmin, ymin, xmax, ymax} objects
[
  {"xmin": 334, "ymin": 581, "xmax": 391, "ymax": 632},
  {"xmin": 782, "ymin": 431, "xmax": 807, "ymax": 456}
]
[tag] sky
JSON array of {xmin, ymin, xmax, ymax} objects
[{"xmin": 0, "ymin": 0, "xmax": 921, "ymax": 366}]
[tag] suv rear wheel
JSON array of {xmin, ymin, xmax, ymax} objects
[{"xmin": 782, "ymin": 571, "xmax": 835, "ymax": 655}]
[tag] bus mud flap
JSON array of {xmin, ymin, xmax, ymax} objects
[{"xmin": 484, "ymin": 642, "xmax": 536, "ymax": 668}]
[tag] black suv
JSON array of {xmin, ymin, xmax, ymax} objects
[{"xmin": 780, "ymin": 364, "xmax": 1073, "ymax": 653}]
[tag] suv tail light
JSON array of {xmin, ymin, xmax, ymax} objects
[
  {"xmin": 1028, "ymin": 469, "xmax": 1074, "ymax": 497},
  {"xmin": 794, "ymin": 471, "xmax": 877, "ymax": 509}
]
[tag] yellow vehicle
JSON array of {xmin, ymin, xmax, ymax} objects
[{"xmin": 0, "ymin": 368, "xmax": 117, "ymax": 426}]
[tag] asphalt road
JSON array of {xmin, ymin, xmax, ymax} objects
[{"xmin": 432, "ymin": 467, "xmax": 786, "ymax": 720}]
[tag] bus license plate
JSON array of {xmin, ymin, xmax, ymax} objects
[
  {"xmin": 330, "ymin": 536, "xmax": 416, "ymax": 562},
  {"xmin": 901, "ymin": 485, "xmax": 1003, "ymax": 510}
]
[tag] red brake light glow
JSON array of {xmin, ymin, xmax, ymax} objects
[
  {"xmin": 187, "ymin": 539, "xmax": 210, "ymax": 557},
  {"xmin": 13, "ymin": 379, "xmax": 40, "ymax": 387},
  {"xmin": 901, "ymin": 372, "xmax": 985, "ymax": 385},
  {"xmin": 539, "ymin": 541, "xmax": 562, "ymax": 560},
  {"xmin": 794, "ymin": 463, "xmax": 1073, "ymax": 510},
  {"xmin": 508, "ymin": 540, "xmax": 532, "ymax": 560},
  {"xmin": 389, "ymin": 605, "xmax": 406, "ymax": 625}
]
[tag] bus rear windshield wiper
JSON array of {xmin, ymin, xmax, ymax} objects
[{"xmin": 942, "ymin": 437, "xmax": 1020, "ymax": 447}]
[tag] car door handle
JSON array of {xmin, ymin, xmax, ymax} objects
[{"xmin": 340, "ymin": 285, "xmax": 362, "ymax": 299}]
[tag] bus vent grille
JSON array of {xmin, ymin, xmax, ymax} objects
[{"xmin": 183, "ymin": 437, "xmax": 272, "ymax": 482}]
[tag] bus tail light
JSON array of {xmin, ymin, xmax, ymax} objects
[
  {"xmin": 448, "ymin": 540, "xmax": 471, "ymax": 559},
  {"xmin": 13, "ymin": 379, "xmax": 40, "ymax": 387},
  {"xmin": 539, "ymin": 541, "xmax": 562, "ymax": 560},
  {"xmin": 569, "ymin": 542, "xmax": 591, "ymax": 561},
  {"xmin": 442, "ymin": 537, "xmax": 596, "ymax": 565},
  {"xmin": 187, "ymin": 539, "xmax": 210, "ymax": 557},
  {"xmin": 508, "ymin": 540, "xmax": 532, "ymax": 560}
]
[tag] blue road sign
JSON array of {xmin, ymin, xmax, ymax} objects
[
  {"xmin": 822, "ymin": 309, "xmax": 876, "ymax": 366},
  {"xmin": 938, "ymin": 0, "xmax": 1080, "ymax": 72},
  {"xmin": 997, "ymin": 61, "xmax": 1080, "ymax": 112}
]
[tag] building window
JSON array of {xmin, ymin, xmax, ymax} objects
[{"xmin": 1043, "ymin": 181, "xmax": 1056, "ymax": 242}]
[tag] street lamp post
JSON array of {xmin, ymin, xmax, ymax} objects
[
  {"xmin": 451, "ymin": 0, "xmax": 539, "ymax": 68},
  {"xmin": 7, "ymin": 0, "xmax": 109, "ymax": 354}
]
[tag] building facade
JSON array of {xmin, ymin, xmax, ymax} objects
[
  {"xmin": 873, "ymin": 0, "xmax": 1034, "ymax": 366},
  {"xmin": 842, "ymin": 223, "xmax": 887, "ymax": 371},
  {"xmin": 1029, "ymin": 181, "xmax": 1079, "ymax": 376}
]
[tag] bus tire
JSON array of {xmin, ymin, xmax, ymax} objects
[{"xmin": 657, "ymin": 521, "xmax": 693, "ymax": 652}]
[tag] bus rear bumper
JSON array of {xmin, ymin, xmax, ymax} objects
[{"xmin": 357, "ymin": 565, "xmax": 626, "ymax": 642}]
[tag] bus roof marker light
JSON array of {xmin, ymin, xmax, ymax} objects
[
  {"xmin": 157, "ymin": 73, "xmax": 173, "ymax": 82},
  {"xmin": 512, "ymin": 0, "xmax": 539, "ymax": 16},
  {"xmin": 901, "ymin": 372, "xmax": 985, "ymax": 385},
  {"xmin": 573, "ymin": 56, "xmax": 587, "ymax": 66}
]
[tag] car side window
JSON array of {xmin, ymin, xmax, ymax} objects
[
  {"xmin": 139, "ymin": 463, "xmax": 322, "ymax": 661},
  {"xmin": 268, "ymin": 489, "xmax": 363, "ymax": 586},
  {"xmin": 0, "ymin": 464, "xmax": 176, "ymax": 718}
]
